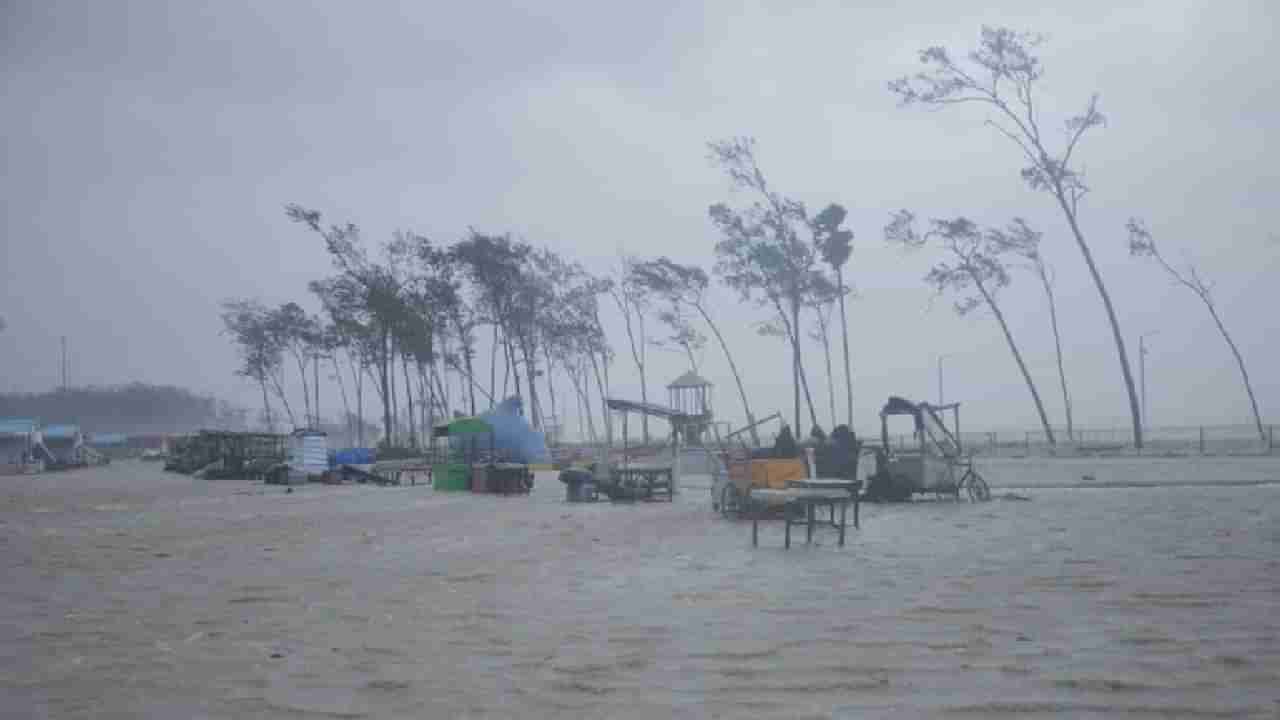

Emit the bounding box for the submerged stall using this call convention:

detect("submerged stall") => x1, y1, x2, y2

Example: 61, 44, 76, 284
432, 417, 493, 491
431, 414, 533, 494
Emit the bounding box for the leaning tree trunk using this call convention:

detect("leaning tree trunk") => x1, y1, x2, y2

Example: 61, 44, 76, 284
258, 378, 274, 432
291, 351, 312, 428
353, 360, 364, 448
975, 278, 1056, 446
1203, 302, 1266, 444
388, 336, 399, 445
458, 320, 477, 416
836, 266, 854, 429
816, 306, 837, 430
331, 355, 352, 444
431, 363, 450, 419
1052, 189, 1142, 448
501, 332, 511, 400
781, 297, 819, 436
378, 328, 393, 446
1037, 264, 1074, 441
588, 348, 612, 447
402, 355, 416, 449
790, 298, 802, 437
543, 344, 560, 445
464, 343, 477, 416
490, 325, 499, 403
571, 359, 597, 443
424, 361, 434, 442
506, 333, 522, 408
694, 303, 759, 446
796, 339, 820, 434
313, 354, 321, 429
269, 370, 297, 428
518, 336, 541, 431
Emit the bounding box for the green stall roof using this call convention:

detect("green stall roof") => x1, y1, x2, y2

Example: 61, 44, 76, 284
432, 416, 493, 438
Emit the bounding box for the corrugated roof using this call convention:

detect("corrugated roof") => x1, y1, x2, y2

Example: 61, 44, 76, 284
667, 370, 712, 388
0, 418, 38, 436
42, 424, 81, 439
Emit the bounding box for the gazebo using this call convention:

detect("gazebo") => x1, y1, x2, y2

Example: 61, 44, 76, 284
667, 371, 713, 444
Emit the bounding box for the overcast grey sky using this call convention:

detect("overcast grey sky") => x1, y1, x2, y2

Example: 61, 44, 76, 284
2, 0, 1277, 434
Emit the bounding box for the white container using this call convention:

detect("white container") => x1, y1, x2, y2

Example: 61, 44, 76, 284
289, 431, 328, 478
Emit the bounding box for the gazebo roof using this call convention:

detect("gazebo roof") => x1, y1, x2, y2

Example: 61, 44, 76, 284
666, 370, 712, 389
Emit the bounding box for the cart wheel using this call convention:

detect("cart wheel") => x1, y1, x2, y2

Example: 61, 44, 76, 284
963, 469, 991, 502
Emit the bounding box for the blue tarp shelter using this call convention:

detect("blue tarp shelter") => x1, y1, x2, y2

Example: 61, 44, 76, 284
444, 397, 549, 464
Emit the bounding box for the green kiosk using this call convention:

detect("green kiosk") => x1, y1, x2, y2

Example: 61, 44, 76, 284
431, 417, 494, 491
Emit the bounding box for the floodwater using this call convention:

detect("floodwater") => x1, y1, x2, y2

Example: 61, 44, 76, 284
2, 460, 1279, 718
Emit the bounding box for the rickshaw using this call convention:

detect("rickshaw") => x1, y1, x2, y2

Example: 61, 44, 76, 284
863, 396, 990, 502
711, 413, 809, 517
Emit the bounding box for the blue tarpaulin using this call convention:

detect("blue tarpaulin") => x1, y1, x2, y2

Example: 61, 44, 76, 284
333, 447, 376, 466
0, 418, 38, 437
43, 424, 81, 440
450, 397, 549, 463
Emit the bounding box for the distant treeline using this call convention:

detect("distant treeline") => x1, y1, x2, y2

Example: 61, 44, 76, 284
0, 383, 242, 433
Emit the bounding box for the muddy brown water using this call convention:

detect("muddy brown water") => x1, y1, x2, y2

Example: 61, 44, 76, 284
2, 460, 1278, 718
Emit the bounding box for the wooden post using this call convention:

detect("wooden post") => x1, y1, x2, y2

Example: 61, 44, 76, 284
1199, 426, 1205, 456
1270, 425, 1275, 455
1025, 432, 1031, 455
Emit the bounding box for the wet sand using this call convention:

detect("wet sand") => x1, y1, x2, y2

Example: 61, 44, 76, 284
3, 460, 1279, 718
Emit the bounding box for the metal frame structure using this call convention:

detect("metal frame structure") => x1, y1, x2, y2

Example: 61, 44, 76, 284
866, 396, 990, 502
602, 397, 686, 501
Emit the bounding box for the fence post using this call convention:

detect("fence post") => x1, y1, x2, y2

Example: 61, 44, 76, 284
1199, 426, 1205, 456
1270, 425, 1275, 455
1025, 431, 1031, 455
990, 432, 997, 457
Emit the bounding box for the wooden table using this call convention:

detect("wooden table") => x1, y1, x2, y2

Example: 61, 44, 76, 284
787, 478, 862, 529
750, 488, 853, 548
607, 465, 674, 502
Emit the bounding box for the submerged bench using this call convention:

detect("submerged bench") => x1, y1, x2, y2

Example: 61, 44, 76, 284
603, 464, 674, 502
750, 488, 854, 548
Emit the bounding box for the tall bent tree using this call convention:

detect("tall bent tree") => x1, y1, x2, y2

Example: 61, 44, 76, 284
889, 26, 1143, 448
887, 211, 1056, 445
987, 219, 1076, 441
221, 299, 289, 430
708, 137, 824, 438
631, 257, 761, 446
610, 256, 652, 443
1128, 219, 1266, 444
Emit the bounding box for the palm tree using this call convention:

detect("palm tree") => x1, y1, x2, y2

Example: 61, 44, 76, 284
813, 204, 855, 427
